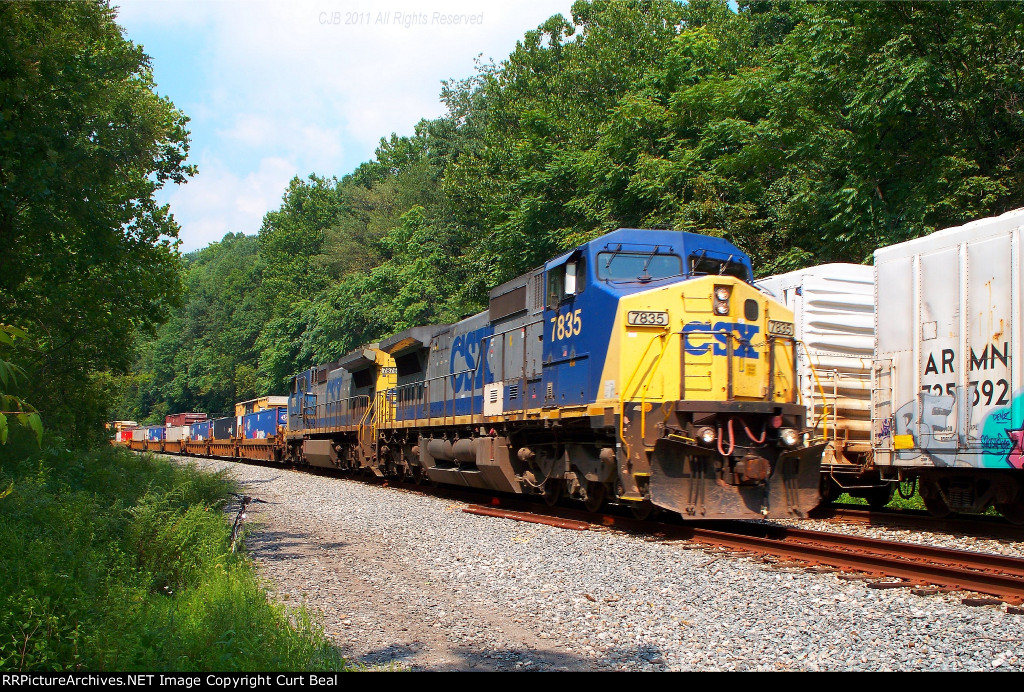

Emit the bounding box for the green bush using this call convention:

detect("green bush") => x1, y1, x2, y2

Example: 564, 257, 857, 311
0, 443, 346, 671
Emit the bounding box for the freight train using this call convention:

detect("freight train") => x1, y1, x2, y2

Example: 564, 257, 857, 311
121, 228, 825, 522
760, 208, 1024, 523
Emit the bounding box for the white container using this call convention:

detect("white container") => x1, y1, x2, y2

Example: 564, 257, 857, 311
872, 208, 1024, 469
131, 428, 146, 442
165, 425, 188, 442
758, 264, 874, 448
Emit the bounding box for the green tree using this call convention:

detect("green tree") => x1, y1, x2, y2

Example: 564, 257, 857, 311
0, 1, 194, 440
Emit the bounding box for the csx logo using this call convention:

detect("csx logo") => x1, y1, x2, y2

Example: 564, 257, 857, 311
682, 321, 760, 359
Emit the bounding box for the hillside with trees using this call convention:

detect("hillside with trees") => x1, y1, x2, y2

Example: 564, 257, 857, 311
110, 0, 1024, 423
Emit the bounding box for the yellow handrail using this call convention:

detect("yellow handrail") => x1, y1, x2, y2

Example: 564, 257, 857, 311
797, 339, 830, 441
617, 326, 671, 456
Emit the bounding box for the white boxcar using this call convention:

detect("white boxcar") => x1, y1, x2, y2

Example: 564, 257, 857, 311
872, 208, 1024, 520
758, 265, 885, 501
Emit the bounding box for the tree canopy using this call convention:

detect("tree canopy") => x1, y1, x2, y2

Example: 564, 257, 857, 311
0, 1, 193, 439
61, 0, 1024, 424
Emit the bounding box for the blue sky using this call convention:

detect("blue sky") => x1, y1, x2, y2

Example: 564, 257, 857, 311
114, 1, 577, 252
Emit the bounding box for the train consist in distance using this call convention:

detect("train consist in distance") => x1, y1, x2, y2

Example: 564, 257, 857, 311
122, 228, 825, 522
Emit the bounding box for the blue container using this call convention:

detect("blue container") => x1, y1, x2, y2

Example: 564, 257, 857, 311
146, 426, 166, 441
244, 407, 284, 439
211, 417, 236, 440
190, 421, 211, 440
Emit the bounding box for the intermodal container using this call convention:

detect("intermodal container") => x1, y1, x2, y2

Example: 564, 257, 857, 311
190, 421, 211, 441
211, 416, 236, 440
165, 412, 208, 427
146, 426, 166, 442
243, 407, 285, 439
166, 425, 189, 442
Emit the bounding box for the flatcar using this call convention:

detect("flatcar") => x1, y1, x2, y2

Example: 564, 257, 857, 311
284, 228, 824, 520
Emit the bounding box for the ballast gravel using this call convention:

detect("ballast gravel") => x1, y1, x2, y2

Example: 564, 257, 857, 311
174, 457, 1024, 671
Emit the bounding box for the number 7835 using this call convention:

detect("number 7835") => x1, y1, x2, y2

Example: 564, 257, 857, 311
550, 309, 582, 341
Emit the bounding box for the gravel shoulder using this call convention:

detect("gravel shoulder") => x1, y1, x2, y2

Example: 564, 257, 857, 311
172, 456, 1024, 671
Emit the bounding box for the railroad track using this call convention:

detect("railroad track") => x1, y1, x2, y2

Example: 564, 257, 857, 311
461, 500, 1024, 607
159, 451, 1024, 606
811, 504, 1024, 542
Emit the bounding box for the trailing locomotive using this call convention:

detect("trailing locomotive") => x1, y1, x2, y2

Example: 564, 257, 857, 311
284, 228, 824, 520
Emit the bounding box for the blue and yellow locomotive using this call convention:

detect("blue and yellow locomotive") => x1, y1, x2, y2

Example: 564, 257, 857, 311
286, 229, 822, 520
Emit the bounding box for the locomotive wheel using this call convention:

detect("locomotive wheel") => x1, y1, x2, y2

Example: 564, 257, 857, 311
583, 482, 606, 513
995, 500, 1024, 526
819, 477, 841, 504
410, 466, 425, 485
542, 479, 563, 507
629, 500, 658, 521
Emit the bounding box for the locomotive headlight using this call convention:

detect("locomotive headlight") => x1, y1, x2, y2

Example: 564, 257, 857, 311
713, 284, 731, 315
698, 426, 717, 445
779, 428, 800, 447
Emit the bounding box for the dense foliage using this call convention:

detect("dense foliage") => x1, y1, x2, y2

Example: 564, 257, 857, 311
0, 440, 345, 670
114, 0, 1024, 420
0, 1, 192, 439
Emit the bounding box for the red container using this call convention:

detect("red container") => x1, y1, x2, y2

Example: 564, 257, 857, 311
165, 412, 208, 427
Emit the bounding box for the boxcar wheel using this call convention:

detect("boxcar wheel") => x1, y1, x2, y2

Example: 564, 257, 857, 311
862, 484, 893, 510
921, 483, 953, 519
584, 482, 606, 513
996, 500, 1024, 525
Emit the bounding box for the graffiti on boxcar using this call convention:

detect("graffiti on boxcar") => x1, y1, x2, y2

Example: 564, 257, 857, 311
893, 392, 957, 465
894, 384, 1024, 469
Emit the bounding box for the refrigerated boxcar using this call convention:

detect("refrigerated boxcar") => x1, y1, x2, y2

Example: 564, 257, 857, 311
872, 208, 1024, 521
758, 264, 888, 505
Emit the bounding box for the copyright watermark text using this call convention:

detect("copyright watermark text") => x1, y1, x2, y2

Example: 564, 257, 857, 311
319, 10, 484, 28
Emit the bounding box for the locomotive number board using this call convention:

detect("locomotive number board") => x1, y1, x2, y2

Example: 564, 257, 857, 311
767, 320, 795, 337
626, 310, 670, 327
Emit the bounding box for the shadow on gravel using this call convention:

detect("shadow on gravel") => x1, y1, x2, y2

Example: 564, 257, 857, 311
343, 642, 654, 671
248, 528, 350, 561
236, 475, 283, 488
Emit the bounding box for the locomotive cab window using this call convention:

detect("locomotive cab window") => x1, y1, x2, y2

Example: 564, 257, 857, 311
689, 252, 749, 282
546, 256, 586, 307
597, 246, 682, 283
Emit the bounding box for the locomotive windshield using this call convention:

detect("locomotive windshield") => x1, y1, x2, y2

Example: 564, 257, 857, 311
689, 252, 749, 281
597, 249, 683, 283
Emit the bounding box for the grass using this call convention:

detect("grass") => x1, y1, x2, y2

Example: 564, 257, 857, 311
0, 438, 347, 671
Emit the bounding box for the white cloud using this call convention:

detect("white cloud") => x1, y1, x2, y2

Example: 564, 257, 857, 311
166, 156, 298, 251
116, 0, 577, 251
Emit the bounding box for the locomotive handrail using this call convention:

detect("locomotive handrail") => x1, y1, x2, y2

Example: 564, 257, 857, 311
618, 325, 672, 456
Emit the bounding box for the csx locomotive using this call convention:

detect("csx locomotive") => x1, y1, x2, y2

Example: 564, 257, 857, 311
283, 228, 823, 520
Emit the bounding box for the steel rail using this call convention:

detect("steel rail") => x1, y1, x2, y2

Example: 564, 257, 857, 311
158, 451, 1024, 604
